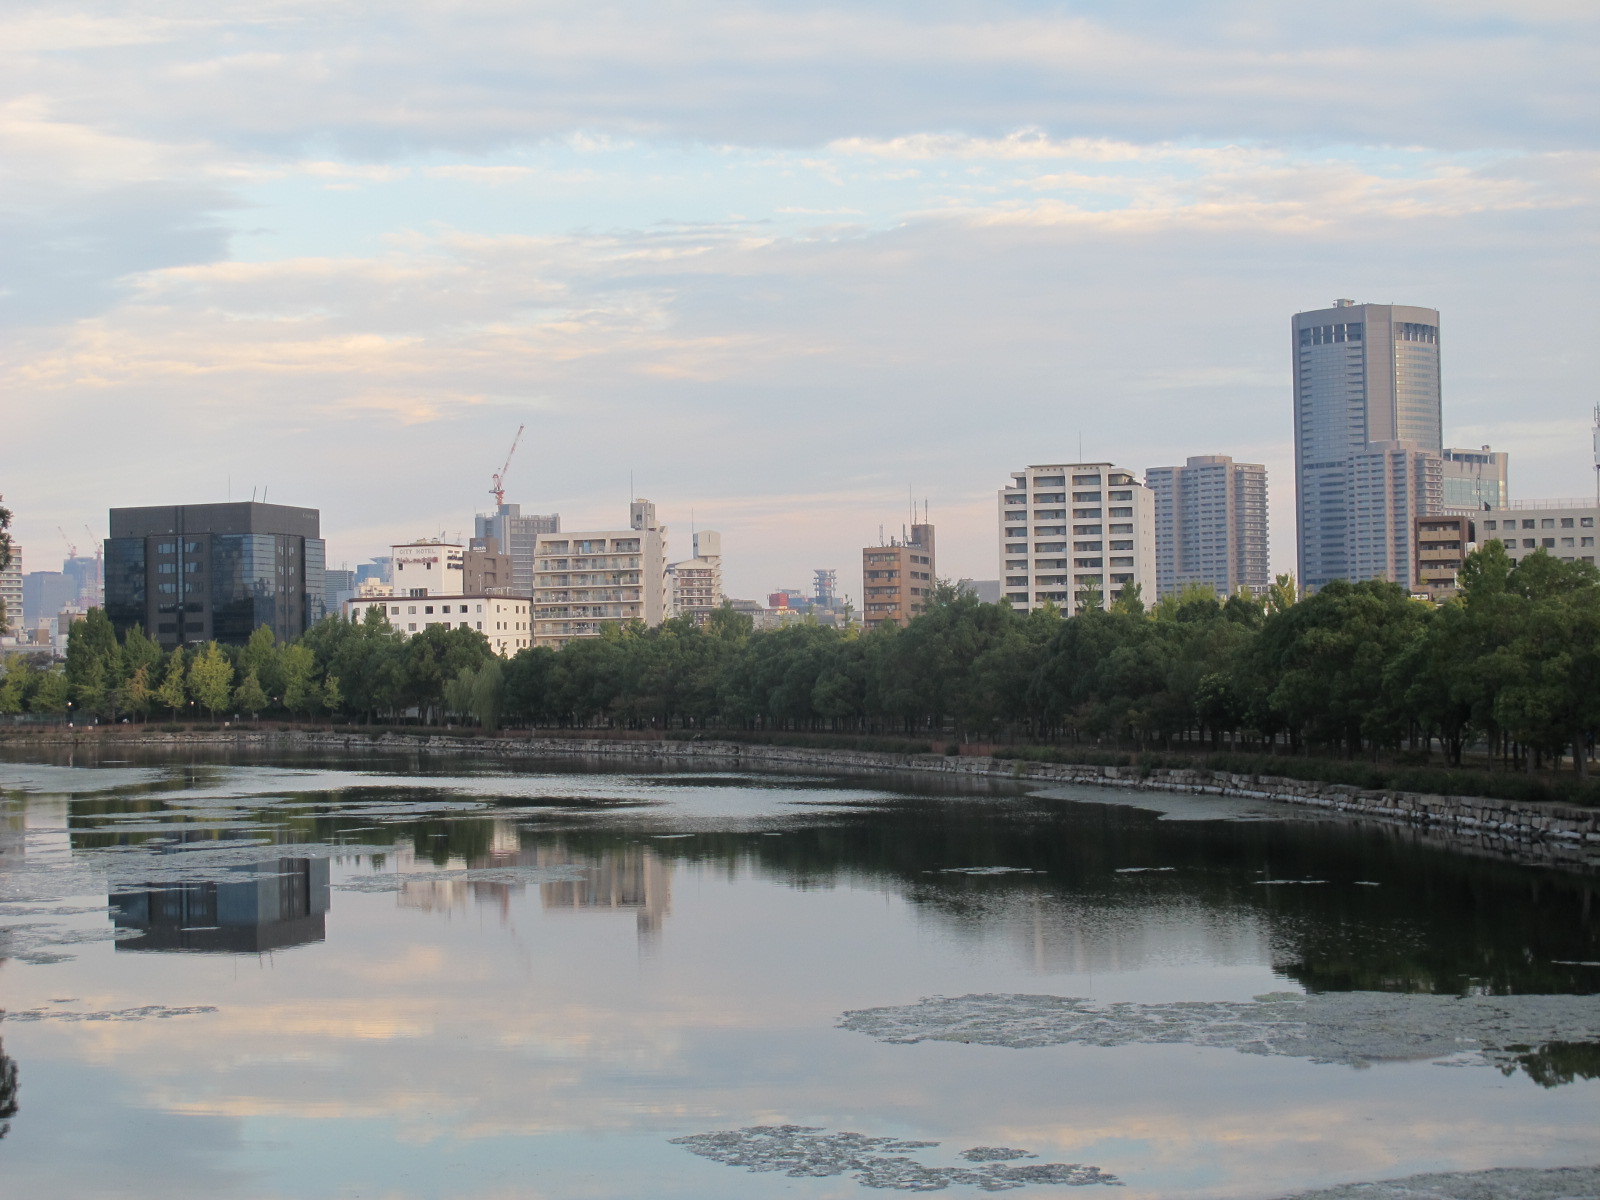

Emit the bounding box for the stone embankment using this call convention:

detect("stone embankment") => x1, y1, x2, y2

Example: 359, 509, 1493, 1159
7, 727, 1599, 868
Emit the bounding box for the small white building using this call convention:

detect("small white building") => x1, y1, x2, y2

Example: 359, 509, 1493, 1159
391, 539, 465, 598
344, 594, 532, 656
668, 530, 723, 623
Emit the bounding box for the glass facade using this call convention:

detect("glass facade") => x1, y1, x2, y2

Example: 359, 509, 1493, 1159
105, 503, 325, 648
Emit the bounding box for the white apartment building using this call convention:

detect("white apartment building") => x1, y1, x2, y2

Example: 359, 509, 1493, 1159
531, 499, 669, 647
1479, 502, 1598, 567
998, 463, 1156, 612
344, 594, 532, 656
391, 539, 465, 597
1145, 455, 1269, 599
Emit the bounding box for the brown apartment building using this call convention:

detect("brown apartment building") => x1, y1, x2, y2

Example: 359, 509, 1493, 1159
862, 523, 935, 631
1413, 514, 1473, 599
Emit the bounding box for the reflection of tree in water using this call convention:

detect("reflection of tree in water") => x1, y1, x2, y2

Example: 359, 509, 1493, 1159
0, 1039, 18, 1138
1506, 1041, 1600, 1088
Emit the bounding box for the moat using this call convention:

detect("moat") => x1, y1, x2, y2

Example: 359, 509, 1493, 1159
0, 747, 1596, 1198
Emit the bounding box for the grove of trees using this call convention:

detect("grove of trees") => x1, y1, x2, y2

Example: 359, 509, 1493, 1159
3, 543, 1597, 787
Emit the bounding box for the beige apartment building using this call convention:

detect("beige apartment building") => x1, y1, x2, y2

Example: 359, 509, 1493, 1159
862, 523, 934, 631
668, 530, 723, 625
998, 463, 1155, 612
531, 499, 669, 647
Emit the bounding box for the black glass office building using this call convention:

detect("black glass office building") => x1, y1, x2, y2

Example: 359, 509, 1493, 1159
105, 503, 326, 647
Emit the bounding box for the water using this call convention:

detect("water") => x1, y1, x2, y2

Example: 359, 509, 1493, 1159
0, 747, 1596, 1199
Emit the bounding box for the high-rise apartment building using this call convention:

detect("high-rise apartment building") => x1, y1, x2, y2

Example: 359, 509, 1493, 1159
0, 543, 21, 634
668, 530, 723, 624
998, 463, 1155, 612
1293, 300, 1442, 590
530, 500, 668, 647
1440, 447, 1509, 513
474, 503, 560, 595
105, 502, 325, 647
862, 523, 935, 630
1145, 455, 1268, 599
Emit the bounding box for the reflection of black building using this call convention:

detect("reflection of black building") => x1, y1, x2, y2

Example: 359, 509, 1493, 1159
105, 502, 326, 648
112, 858, 330, 953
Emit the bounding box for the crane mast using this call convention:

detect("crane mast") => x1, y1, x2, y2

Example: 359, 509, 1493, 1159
490, 424, 525, 509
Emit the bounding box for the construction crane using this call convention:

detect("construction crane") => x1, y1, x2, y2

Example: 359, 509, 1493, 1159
57, 527, 76, 559
489, 424, 525, 510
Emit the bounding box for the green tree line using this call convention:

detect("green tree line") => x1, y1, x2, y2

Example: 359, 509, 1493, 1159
4, 543, 1596, 781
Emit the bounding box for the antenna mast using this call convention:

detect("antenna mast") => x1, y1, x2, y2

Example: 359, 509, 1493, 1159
491, 424, 525, 509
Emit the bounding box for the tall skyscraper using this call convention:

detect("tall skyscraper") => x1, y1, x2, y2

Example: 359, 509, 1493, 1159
998, 463, 1155, 612
1145, 455, 1269, 599
1293, 300, 1442, 589
105, 502, 325, 647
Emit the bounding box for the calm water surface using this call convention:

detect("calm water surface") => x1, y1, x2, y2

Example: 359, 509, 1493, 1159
0, 748, 1596, 1199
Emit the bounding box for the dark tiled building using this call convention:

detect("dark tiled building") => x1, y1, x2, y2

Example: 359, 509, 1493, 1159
105, 502, 325, 647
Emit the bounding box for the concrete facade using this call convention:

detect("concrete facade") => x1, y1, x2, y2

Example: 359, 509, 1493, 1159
1479, 502, 1599, 568
862, 523, 935, 630
391, 540, 465, 598
999, 463, 1155, 612
1294, 300, 1442, 590
1413, 514, 1474, 598
344, 594, 532, 656
669, 530, 723, 624
1145, 455, 1269, 599
531, 500, 668, 647
0, 544, 20, 635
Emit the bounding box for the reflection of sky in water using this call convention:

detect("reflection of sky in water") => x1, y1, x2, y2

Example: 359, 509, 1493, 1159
0, 750, 1595, 1199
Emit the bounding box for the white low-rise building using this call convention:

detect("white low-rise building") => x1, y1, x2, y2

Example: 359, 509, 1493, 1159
391, 539, 465, 597
344, 594, 532, 656
1479, 502, 1598, 568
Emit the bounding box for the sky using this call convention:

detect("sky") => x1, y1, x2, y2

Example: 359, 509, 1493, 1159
2, 0, 1597, 600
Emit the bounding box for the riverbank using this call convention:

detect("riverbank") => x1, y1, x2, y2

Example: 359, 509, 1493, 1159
6, 726, 1599, 870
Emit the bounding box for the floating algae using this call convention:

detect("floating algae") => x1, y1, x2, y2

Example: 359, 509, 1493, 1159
838, 991, 1600, 1073
1275, 1163, 1600, 1200
669, 1125, 1118, 1191
4, 1004, 217, 1022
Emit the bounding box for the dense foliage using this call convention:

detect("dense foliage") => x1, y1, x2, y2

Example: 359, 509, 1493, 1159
5, 544, 1597, 786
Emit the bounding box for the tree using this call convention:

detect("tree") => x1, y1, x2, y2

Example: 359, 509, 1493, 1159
280, 643, 321, 717
232, 670, 268, 719
155, 648, 188, 719
188, 642, 234, 718
470, 659, 505, 733
238, 625, 284, 702
29, 670, 70, 715
123, 664, 153, 721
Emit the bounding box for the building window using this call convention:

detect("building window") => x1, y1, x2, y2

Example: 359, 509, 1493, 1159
1561, 518, 1575, 528
425, 605, 434, 614
1543, 538, 1556, 548
408, 623, 417, 631
1523, 539, 1536, 548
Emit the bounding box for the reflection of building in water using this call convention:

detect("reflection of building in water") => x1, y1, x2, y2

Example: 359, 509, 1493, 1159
538, 843, 673, 946
0, 807, 23, 871
994, 894, 1273, 976
112, 858, 330, 953
394, 827, 673, 947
